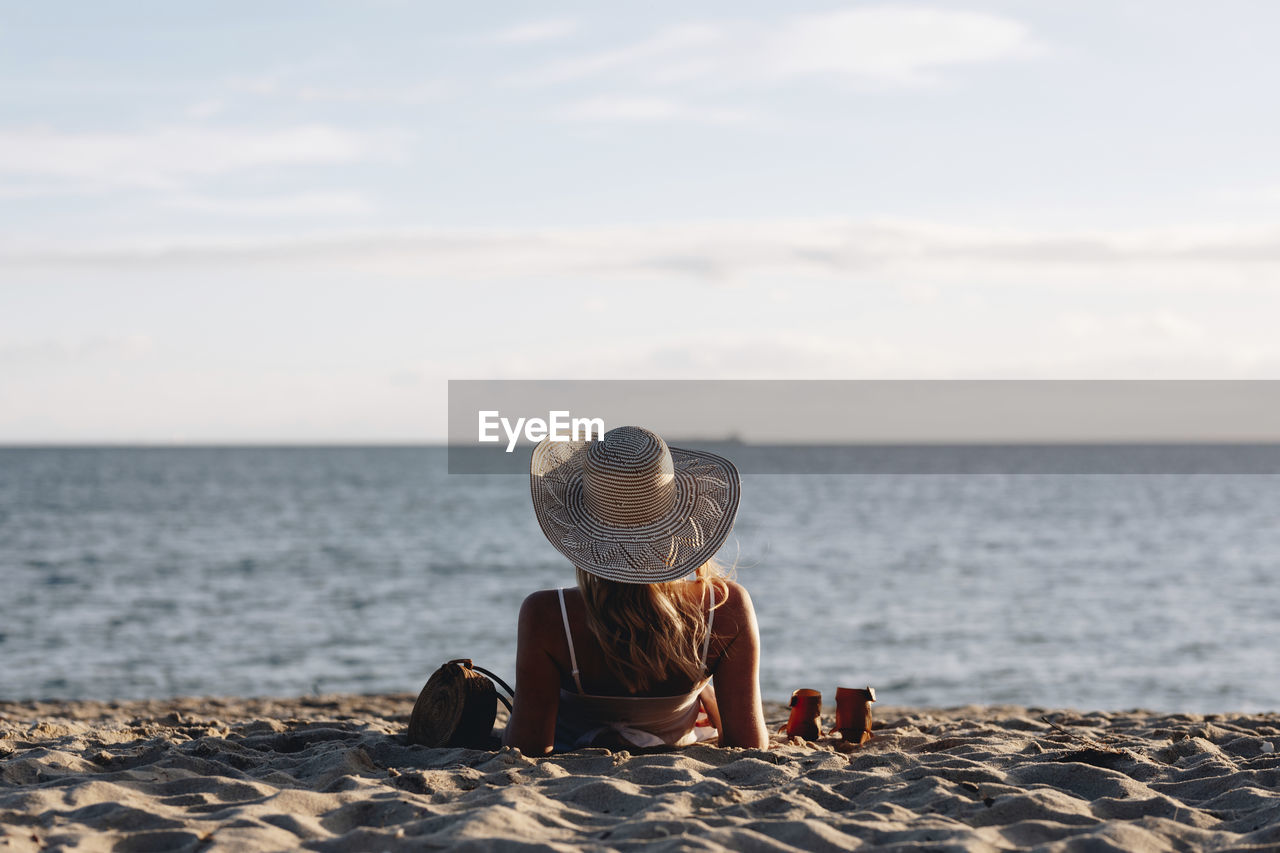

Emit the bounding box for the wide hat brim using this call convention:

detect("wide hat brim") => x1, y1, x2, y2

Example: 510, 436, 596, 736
530, 437, 741, 583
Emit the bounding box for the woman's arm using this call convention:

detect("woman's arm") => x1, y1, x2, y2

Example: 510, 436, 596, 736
501, 591, 560, 755
712, 583, 769, 749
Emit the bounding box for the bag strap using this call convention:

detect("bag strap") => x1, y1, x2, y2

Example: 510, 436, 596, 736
446, 658, 516, 714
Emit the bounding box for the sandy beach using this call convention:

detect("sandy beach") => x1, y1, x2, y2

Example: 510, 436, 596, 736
2, 695, 1277, 851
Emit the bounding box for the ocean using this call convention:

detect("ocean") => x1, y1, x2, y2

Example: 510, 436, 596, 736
2, 446, 1276, 712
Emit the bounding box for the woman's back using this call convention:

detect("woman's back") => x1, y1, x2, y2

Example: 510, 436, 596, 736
553, 582, 716, 749
553, 581, 716, 697
504, 579, 766, 753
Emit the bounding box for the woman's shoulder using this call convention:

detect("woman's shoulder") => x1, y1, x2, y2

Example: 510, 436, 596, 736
714, 579, 753, 608
515, 588, 571, 642
517, 588, 574, 616
519, 587, 565, 609
711, 579, 756, 625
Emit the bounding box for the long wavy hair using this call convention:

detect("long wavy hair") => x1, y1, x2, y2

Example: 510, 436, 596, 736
576, 559, 731, 693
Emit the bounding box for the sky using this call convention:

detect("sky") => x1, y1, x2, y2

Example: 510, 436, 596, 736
3, 1, 1280, 442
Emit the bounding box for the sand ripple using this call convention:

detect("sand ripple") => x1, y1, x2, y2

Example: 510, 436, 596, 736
3, 696, 1279, 851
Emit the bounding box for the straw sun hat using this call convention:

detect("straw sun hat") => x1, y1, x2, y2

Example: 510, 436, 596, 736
530, 425, 741, 583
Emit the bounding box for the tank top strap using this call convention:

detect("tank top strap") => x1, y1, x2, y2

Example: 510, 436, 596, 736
557, 588, 585, 694
701, 583, 716, 672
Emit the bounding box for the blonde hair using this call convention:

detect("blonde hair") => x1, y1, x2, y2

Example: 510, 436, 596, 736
575, 560, 731, 693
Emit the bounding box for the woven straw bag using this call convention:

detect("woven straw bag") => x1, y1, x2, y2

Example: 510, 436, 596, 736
407, 659, 514, 749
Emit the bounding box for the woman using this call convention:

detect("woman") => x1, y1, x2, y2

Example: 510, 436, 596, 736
503, 425, 768, 754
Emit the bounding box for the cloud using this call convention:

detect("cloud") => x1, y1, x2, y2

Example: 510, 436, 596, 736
226, 66, 452, 104
1060, 310, 1209, 345
185, 99, 225, 119
515, 7, 1036, 90
0, 124, 407, 192
0, 181, 107, 201
557, 96, 754, 123
160, 191, 377, 218
513, 24, 721, 86
1214, 185, 1280, 203
5, 219, 1280, 291
490, 19, 579, 44
0, 335, 153, 367
555, 332, 918, 379
465, 330, 921, 380
458, 324, 1280, 383
290, 82, 450, 104
765, 8, 1035, 85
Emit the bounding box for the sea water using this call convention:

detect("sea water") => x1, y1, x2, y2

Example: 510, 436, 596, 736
1, 447, 1276, 712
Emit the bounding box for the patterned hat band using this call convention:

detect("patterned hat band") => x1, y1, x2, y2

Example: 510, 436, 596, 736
530, 425, 741, 584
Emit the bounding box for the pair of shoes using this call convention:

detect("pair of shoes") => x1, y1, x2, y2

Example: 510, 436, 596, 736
784, 686, 876, 744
